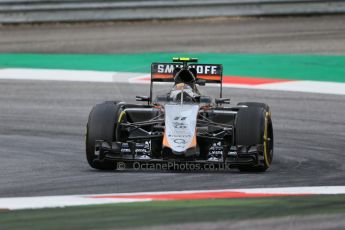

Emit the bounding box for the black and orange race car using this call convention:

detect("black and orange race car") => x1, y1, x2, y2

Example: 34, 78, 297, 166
86, 58, 273, 172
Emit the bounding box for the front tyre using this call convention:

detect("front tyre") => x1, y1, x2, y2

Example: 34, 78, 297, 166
86, 101, 121, 170
235, 106, 274, 172
237, 102, 270, 113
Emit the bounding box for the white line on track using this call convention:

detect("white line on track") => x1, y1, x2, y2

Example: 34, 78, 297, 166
1, 68, 345, 95
0, 68, 147, 83
0, 186, 345, 211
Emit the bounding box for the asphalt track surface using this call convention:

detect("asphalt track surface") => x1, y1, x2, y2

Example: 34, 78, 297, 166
0, 80, 344, 197
0, 15, 345, 54
0, 16, 344, 198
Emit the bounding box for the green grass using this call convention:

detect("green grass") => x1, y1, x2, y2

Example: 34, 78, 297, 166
0, 53, 345, 82
1, 195, 345, 230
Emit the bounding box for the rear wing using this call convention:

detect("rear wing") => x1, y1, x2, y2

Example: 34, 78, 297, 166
151, 63, 223, 83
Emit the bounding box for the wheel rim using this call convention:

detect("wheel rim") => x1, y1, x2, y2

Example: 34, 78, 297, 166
263, 112, 273, 167
116, 110, 127, 142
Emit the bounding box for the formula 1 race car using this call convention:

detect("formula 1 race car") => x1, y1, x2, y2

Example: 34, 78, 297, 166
86, 58, 273, 172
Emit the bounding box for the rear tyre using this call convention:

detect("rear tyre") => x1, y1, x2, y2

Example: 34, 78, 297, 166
235, 106, 273, 172
86, 101, 121, 170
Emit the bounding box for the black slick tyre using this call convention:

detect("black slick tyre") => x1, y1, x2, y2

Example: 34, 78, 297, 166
86, 101, 121, 170
237, 102, 270, 113
235, 106, 274, 172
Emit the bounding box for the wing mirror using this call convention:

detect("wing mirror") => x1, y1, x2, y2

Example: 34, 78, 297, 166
155, 95, 171, 103
196, 79, 206, 86
215, 98, 230, 105
136, 96, 150, 102
198, 96, 212, 104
